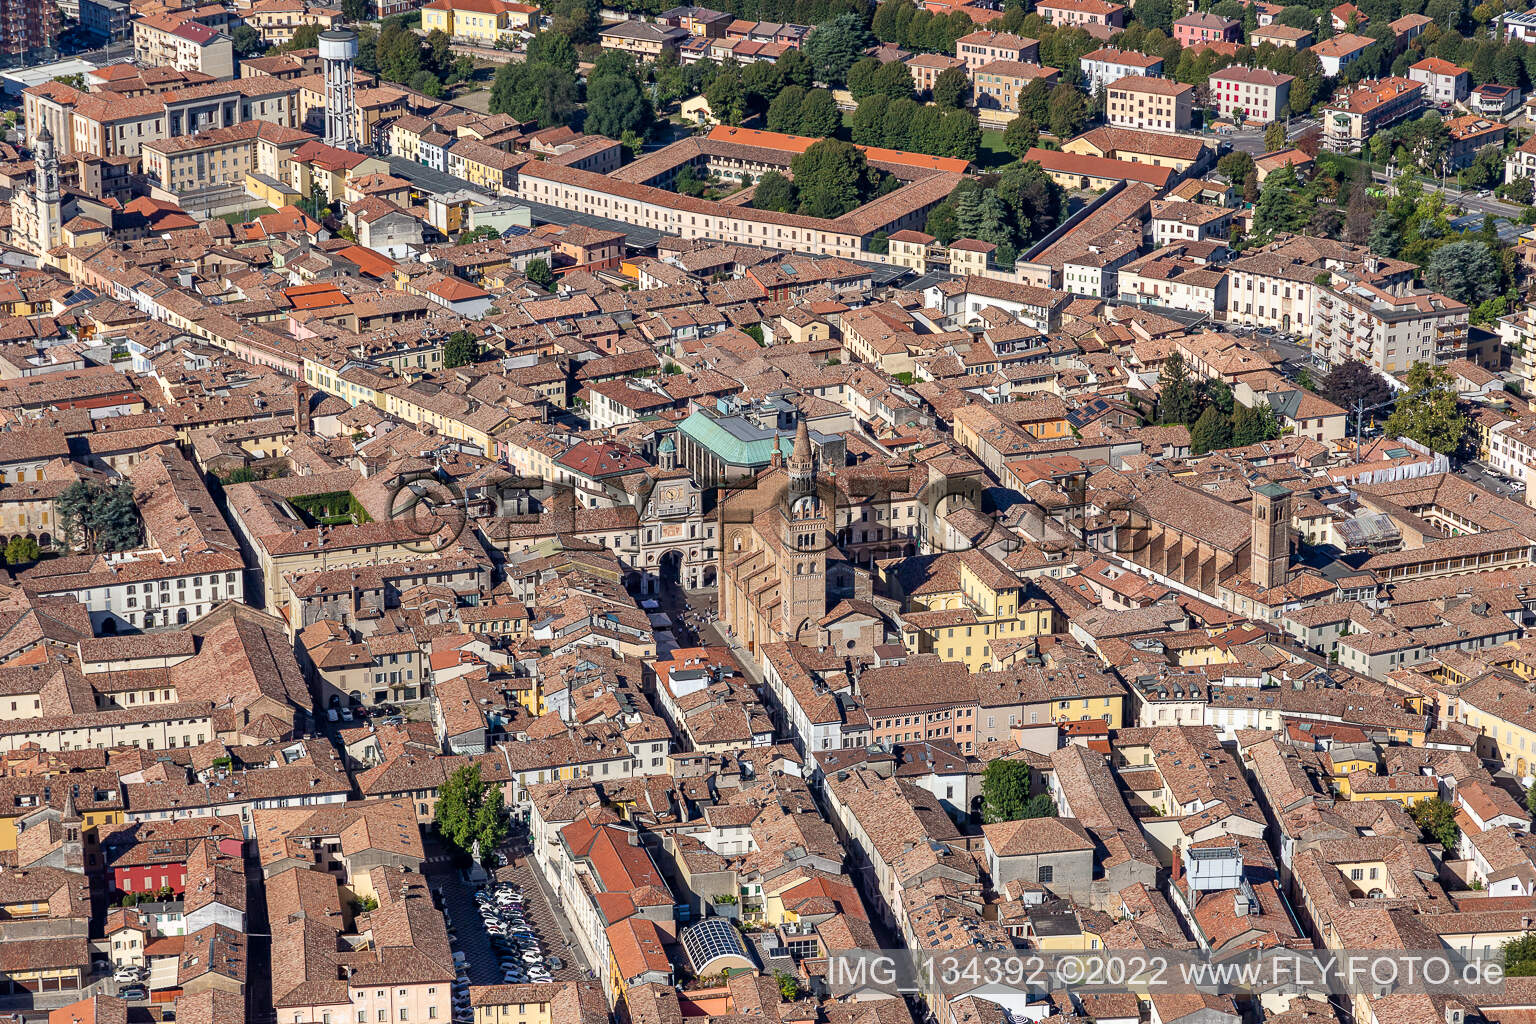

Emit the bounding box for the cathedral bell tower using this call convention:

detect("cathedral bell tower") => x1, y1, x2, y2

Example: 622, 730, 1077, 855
780, 418, 828, 640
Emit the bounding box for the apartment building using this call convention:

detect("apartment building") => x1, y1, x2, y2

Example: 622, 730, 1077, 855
1322, 77, 1425, 151
1310, 32, 1374, 76
972, 60, 1062, 126
1117, 247, 1228, 315
1445, 114, 1505, 170
1173, 11, 1239, 46
1508, 134, 1536, 183
1408, 57, 1470, 104
1033, 0, 1125, 28
1080, 46, 1163, 95
1313, 279, 1469, 373
1249, 23, 1312, 46
905, 52, 965, 94
1226, 236, 1415, 336
1062, 125, 1210, 176
1208, 66, 1293, 123
140, 120, 313, 193
24, 77, 299, 160
133, 11, 234, 79
955, 29, 1039, 71
1106, 76, 1194, 133
269, 862, 454, 1024
242, 0, 342, 46
421, 0, 538, 45
1150, 200, 1232, 246
0, 0, 59, 64
597, 19, 687, 59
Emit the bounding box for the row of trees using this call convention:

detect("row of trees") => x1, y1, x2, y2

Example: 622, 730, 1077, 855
348, 21, 474, 98
765, 86, 844, 138
922, 164, 1064, 267
847, 95, 982, 162
753, 140, 898, 218
488, 31, 581, 126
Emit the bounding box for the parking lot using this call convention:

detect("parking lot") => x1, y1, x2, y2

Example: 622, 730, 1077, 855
433, 839, 581, 1013
496, 854, 588, 982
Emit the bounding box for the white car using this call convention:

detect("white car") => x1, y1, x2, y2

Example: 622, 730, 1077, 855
114, 969, 144, 985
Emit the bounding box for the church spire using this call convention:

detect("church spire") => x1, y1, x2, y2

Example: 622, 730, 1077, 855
787, 418, 813, 496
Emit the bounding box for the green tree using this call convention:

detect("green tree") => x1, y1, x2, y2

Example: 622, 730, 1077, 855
1189, 405, 1233, 455
586, 72, 652, 140
1368, 210, 1402, 257
1263, 121, 1287, 151
1217, 150, 1256, 183
56, 481, 142, 553
1254, 166, 1308, 237
981, 759, 1034, 823
1504, 933, 1536, 976
804, 13, 871, 86
1384, 363, 1468, 455
773, 970, 800, 1000
1138, 0, 1174, 31
223, 467, 259, 485
1045, 82, 1088, 139
925, 200, 960, 244
933, 65, 970, 108
285, 23, 323, 50
850, 94, 890, 145
1002, 115, 1039, 160
409, 70, 444, 97
1158, 351, 1199, 425
444, 330, 478, 369
525, 29, 578, 72
790, 139, 886, 218
231, 24, 266, 58
937, 109, 980, 161
342, 0, 373, 19
525, 258, 553, 288
3, 536, 39, 565
996, 160, 1063, 244
1319, 359, 1392, 414
434, 763, 510, 864
754, 170, 797, 212
459, 224, 501, 243
767, 85, 808, 132
426, 27, 453, 74
1231, 402, 1281, 446
799, 89, 844, 138
1526, 778, 1536, 819
1424, 239, 1502, 306
488, 61, 579, 125
704, 66, 747, 125
1409, 796, 1460, 851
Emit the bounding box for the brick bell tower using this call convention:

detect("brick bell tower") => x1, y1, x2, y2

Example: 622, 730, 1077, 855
780, 418, 827, 640
1251, 482, 1292, 592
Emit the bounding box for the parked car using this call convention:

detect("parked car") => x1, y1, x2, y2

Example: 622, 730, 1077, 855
120, 988, 147, 1002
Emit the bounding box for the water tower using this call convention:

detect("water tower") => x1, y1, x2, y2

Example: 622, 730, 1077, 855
319, 28, 359, 150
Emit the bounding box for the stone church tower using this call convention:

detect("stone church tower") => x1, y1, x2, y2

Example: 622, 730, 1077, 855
30, 126, 62, 260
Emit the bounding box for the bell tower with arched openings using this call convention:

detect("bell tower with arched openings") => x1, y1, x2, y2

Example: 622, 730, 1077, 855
779, 417, 827, 640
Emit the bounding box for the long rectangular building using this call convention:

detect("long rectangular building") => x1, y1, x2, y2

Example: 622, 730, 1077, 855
507, 159, 961, 260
